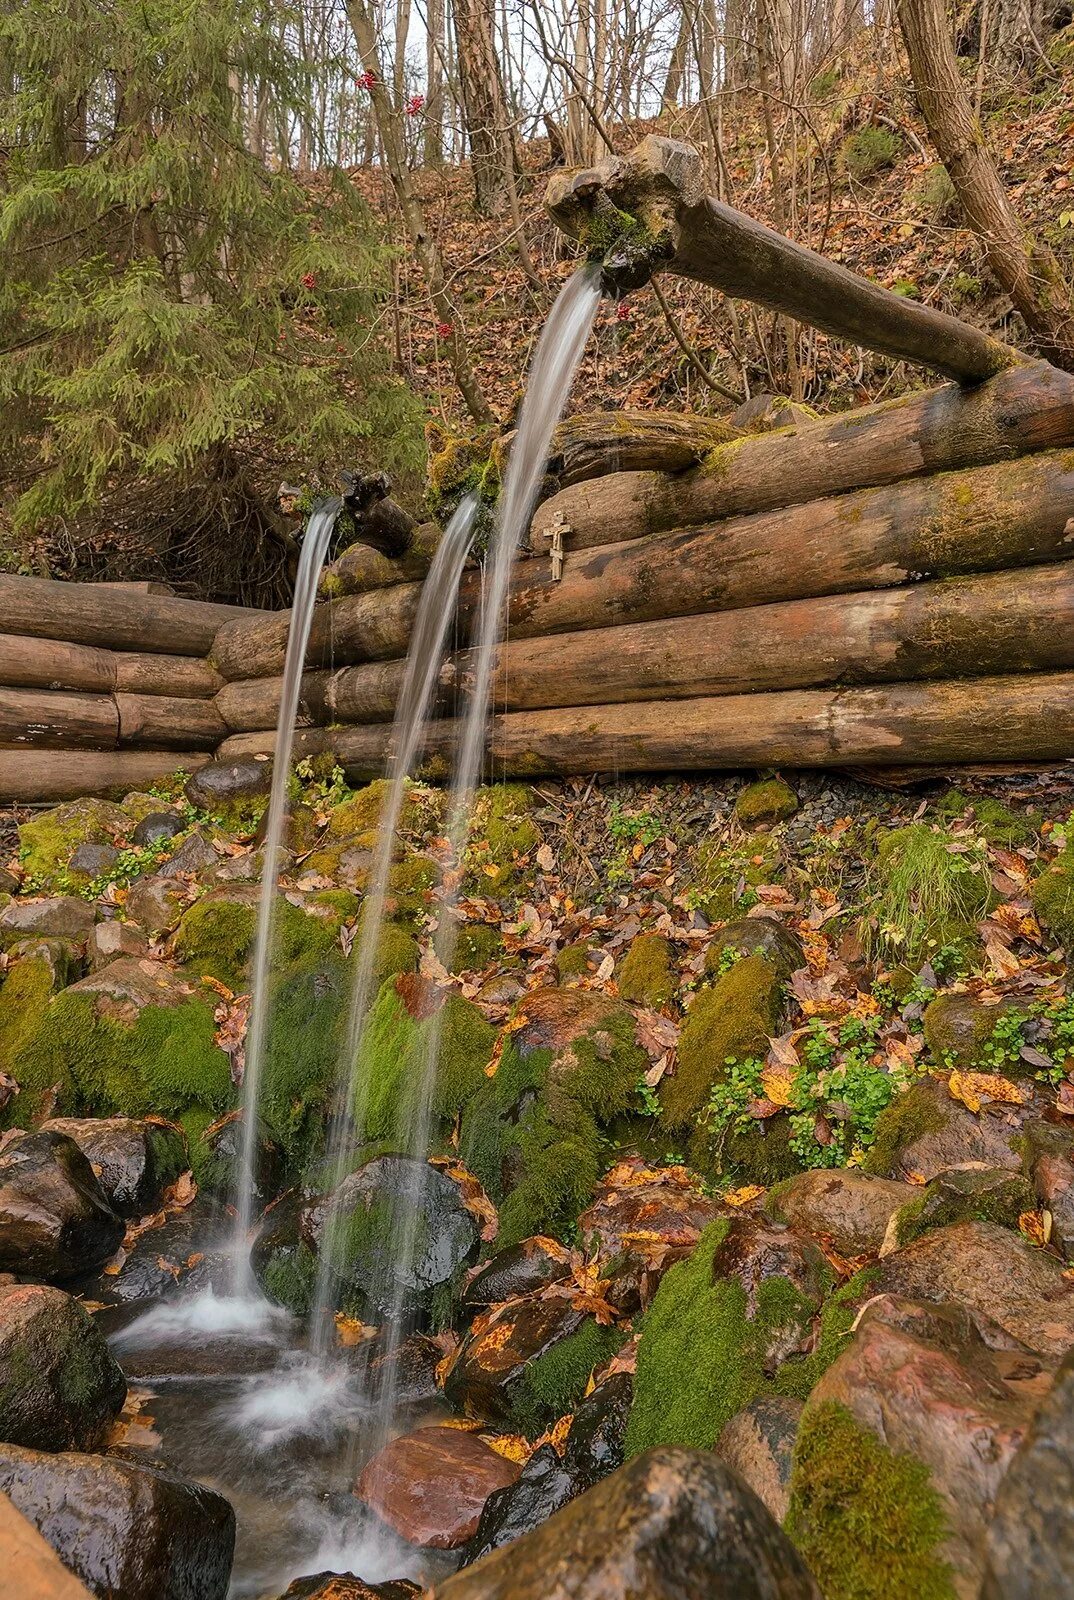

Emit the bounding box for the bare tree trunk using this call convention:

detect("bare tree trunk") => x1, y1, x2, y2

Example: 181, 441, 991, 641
663, 5, 692, 105
452, 0, 518, 216
343, 0, 494, 424
425, 0, 445, 162
897, 0, 1074, 371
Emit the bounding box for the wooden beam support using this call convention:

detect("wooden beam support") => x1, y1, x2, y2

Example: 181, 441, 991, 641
0, 749, 211, 802
0, 575, 265, 656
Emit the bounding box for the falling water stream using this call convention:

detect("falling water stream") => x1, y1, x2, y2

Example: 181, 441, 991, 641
107, 267, 600, 1598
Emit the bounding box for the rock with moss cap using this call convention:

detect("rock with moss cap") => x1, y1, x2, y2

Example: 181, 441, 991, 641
1032, 840, 1074, 950
624, 1217, 870, 1458
0, 940, 76, 1111
862, 1075, 1036, 1182
616, 932, 678, 1007
0, 1281, 127, 1451
451, 922, 505, 973
184, 755, 271, 818
461, 986, 647, 1249
0, 896, 95, 947
734, 777, 799, 829
13, 956, 233, 1124
922, 992, 1029, 1073
704, 915, 804, 981
883, 1167, 1034, 1253
172, 887, 335, 990
935, 789, 1039, 847
16, 798, 130, 889
554, 940, 596, 983
662, 953, 783, 1143
788, 1293, 1042, 1599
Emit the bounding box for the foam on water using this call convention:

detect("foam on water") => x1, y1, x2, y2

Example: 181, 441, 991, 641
228, 1350, 360, 1446
111, 1286, 289, 1348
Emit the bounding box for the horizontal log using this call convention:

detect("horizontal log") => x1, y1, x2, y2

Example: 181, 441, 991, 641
115, 694, 227, 750
326, 659, 411, 724
0, 634, 115, 694
0, 688, 118, 750
529, 359, 1074, 554
211, 584, 423, 681
215, 671, 333, 733
452, 561, 1074, 709
547, 409, 739, 487
112, 653, 222, 698
215, 728, 334, 764
0, 749, 211, 803
0, 574, 265, 655
484, 672, 1074, 773
319, 522, 443, 601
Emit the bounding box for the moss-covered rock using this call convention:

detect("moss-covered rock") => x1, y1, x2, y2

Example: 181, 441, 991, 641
886, 1167, 1034, 1250
617, 933, 677, 1008
361, 974, 497, 1150
662, 955, 782, 1136
461, 987, 646, 1250
0, 943, 76, 1125
871, 824, 991, 967
624, 1221, 870, 1457
785, 1400, 954, 1600
861, 1080, 951, 1178
319, 779, 437, 843
1031, 840, 1074, 950
508, 1318, 625, 1439
734, 777, 798, 829
554, 941, 594, 983
467, 785, 540, 896
299, 828, 378, 890
688, 836, 779, 922
15, 967, 232, 1123
922, 993, 1029, 1073
704, 916, 805, 982
450, 923, 505, 974
17, 800, 130, 889
172, 889, 335, 990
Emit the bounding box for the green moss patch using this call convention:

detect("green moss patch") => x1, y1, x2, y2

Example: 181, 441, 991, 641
509, 1320, 625, 1438
662, 954, 781, 1134
868, 824, 991, 966
861, 1081, 949, 1177
617, 933, 677, 1007
785, 1401, 954, 1599
625, 1225, 868, 1456
934, 789, 1038, 847
1032, 839, 1074, 949
361, 976, 497, 1149
173, 892, 334, 990
734, 777, 798, 828
18, 799, 130, 888
466, 785, 540, 896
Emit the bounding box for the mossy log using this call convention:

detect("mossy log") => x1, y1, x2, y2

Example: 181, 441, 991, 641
547, 134, 1014, 384
115, 693, 227, 750
546, 409, 740, 488
0, 750, 211, 803
318, 521, 443, 601
0, 689, 119, 749
215, 671, 333, 733
285, 670, 1074, 780
452, 561, 1074, 710
0, 575, 265, 655
529, 360, 1074, 555
213, 447, 1074, 682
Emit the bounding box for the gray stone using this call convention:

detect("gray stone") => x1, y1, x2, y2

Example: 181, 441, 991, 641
982, 1346, 1074, 1599
0, 1131, 124, 1280
715, 1395, 803, 1523
89, 919, 149, 971
42, 1116, 187, 1217
0, 1282, 126, 1451
184, 757, 271, 813
0, 896, 95, 944
131, 811, 185, 848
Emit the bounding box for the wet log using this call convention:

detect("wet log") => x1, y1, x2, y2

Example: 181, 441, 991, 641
112, 653, 222, 699
484, 672, 1074, 774
0, 749, 211, 803
529, 359, 1074, 554
319, 522, 444, 601
546, 410, 739, 487
214, 671, 333, 733
453, 561, 1074, 710
0, 689, 118, 750
0, 575, 265, 656
211, 584, 423, 682
214, 727, 335, 764
547, 135, 1014, 384
115, 694, 227, 750
326, 659, 413, 724
0, 634, 115, 694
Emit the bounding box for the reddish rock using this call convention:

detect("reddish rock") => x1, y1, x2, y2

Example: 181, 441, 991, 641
715, 1396, 803, 1524
578, 1158, 723, 1311
356, 1424, 520, 1549
807, 1293, 1048, 1596
878, 1220, 1074, 1355
872, 1075, 1036, 1183
279, 1577, 419, 1600
764, 1169, 914, 1256
982, 1346, 1074, 1599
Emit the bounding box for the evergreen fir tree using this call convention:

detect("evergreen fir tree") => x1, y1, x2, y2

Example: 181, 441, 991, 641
0, 0, 424, 587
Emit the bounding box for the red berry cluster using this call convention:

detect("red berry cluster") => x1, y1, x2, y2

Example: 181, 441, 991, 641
405, 93, 425, 117
301, 271, 317, 290
357, 69, 377, 91
435, 320, 454, 339
615, 301, 631, 321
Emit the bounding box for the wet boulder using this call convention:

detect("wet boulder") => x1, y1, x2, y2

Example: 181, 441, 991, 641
764, 1168, 914, 1256
578, 1157, 724, 1312
76, 1196, 230, 1319
0, 1442, 235, 1600
131, 811, 185, 848
715, 1395, 803, 1524
562, 1371, 633, 1487
462, 1237, 572, 1309
279, 1579, 420, 1600
184, 757, 272, 815
790, 1293, 1045, 1599
42, 1117, 187, 1217
922, 992, 1030, 1073
0, 1283, 126, 1451
317, 1155, 480, 1322
356, 1423, 520, 1549
185, 1108, 283, 1209
250, 1191, 318, 1316
878, 1219, 1074, 1355
463, 1444, 580, 1562
162, 829, 222, 877
428, 1447, 821, 1599
88, 919, 149, 971
1023, 1120, 1074, 1260
982, 1346, 1074, 1599
0, 1131, 123, 1280
123, 874, 190, 936
863, 1073, 1035, 1182
882, 1166, 1034, 1252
